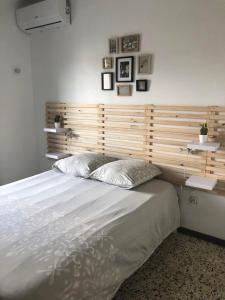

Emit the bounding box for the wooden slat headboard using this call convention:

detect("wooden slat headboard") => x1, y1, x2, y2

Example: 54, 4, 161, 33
46, 102, 225, 194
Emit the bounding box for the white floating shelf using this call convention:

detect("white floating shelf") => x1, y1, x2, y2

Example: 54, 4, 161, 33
44, 128, 69, 133
187, 142, 220, 152
185, 175, 217, 191
45, 152, 70, 160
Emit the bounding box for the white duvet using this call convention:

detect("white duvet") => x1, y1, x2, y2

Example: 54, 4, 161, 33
0, 171, 180, 300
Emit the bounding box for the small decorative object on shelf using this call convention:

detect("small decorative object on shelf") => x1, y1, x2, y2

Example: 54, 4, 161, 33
199, 123, 208, 144
54, 115, 61, 128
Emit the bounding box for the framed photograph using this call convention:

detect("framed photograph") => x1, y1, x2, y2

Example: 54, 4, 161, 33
117, 85, 132, 96
136, 80, 148, 92
109, 38, 119, 54
116, 56, 134, 82
102, 57, 113, 69
138, 54, 152, 74
101, 72, 114, 90
120, 34, 140, 53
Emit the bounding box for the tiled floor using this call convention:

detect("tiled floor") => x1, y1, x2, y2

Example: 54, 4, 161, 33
115, 233, 225, 300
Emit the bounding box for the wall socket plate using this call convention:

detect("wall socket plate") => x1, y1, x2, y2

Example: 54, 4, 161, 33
188, 195, 198, 205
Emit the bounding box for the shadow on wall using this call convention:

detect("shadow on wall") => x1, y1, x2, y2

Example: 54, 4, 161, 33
16, 0, 43, 9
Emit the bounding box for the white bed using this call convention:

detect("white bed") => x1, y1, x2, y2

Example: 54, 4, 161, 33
0, 170, 180, 300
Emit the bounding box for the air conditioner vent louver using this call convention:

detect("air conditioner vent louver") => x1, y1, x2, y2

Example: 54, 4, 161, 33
25, 21, 62, 31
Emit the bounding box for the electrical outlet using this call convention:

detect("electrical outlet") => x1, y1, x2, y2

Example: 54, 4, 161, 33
188, 195, 198, 205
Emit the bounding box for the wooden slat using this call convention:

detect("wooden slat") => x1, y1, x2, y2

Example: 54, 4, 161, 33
149, 112, 208, 119
45, 103, 225, 195
152, 105, 209, 112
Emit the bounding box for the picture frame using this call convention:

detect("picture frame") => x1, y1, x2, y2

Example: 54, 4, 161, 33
120, 34, 140, 53
101, 72, 114, 90
116, 56, 134, 82
136, 80, 148, 92
138, 54, 152, 74
102, 57, 113, 69
109, 38, 119, 54
117, 85, 132, 96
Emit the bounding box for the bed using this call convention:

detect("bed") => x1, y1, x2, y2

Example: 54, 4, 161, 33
0, 170, 180, 300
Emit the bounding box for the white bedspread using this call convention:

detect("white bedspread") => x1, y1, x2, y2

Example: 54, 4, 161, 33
0, 171, 180, 300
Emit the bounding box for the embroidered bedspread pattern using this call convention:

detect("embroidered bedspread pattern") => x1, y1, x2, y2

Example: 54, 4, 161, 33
0, 171, 180, 300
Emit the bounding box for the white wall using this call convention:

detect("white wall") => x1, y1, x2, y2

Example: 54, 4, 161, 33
0, 0, 39, 185
179, 188, 225, 240
29, 0, 225, 238
0, 0, 224, 236
30, 0, 225, 171
0, 0, 222, 236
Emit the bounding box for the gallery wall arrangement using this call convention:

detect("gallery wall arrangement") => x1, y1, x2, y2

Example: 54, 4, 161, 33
101, 34, 152, 96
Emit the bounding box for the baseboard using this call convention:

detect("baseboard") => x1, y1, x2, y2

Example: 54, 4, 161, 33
178, 227, 225, 247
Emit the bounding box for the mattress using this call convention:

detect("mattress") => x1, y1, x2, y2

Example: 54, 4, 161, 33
0, 170, 180, 300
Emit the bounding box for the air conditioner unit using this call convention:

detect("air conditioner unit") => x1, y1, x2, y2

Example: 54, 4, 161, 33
16, 0, 71, 34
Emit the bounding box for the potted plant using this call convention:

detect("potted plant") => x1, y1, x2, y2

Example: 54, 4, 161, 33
54, 115, 62, 128
199, 123, 208, 144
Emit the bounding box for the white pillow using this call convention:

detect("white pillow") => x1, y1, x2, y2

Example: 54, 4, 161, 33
53, 153, 117, 178
90, 159, 161, 189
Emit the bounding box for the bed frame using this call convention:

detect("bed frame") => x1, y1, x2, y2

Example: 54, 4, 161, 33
46, 103, 225, 194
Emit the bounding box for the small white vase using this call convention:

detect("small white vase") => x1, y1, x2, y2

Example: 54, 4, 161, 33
199, 134, 208, 144
54, 122, 61, 129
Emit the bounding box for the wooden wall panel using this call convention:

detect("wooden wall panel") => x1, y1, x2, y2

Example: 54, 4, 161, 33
101, 104, 147, 159
46, 103, 225, 194
148, 105, 209, 186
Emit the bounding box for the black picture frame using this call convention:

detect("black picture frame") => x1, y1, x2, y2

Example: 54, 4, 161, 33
136, 80, 148, 92
116, 56, 134, 82
101, 72, 114, 90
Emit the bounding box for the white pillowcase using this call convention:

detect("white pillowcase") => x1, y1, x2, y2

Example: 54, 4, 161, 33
90, 159, 161, 189
53, 153, 117, 178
